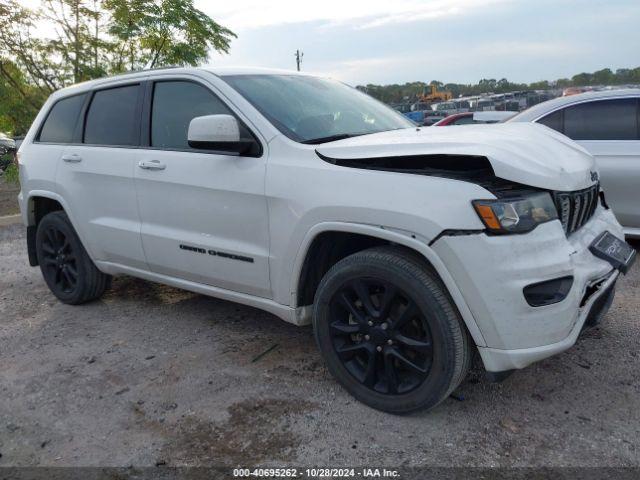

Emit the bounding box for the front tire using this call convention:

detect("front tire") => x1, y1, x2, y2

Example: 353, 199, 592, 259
36, 211, 110, 304
313, 246, 472, 413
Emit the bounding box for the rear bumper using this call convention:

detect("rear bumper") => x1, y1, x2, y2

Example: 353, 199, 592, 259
432, 206, 625, 372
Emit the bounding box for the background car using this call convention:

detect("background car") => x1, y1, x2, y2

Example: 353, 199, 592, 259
391, 103, 412, 115
434, 111, 518, 126
0, 133, 16, 155
0, 133, 17, 172
422, 111, 447, 125
431, 101, 458, 116
402, 102, 431, 124
510, 89, 640, 238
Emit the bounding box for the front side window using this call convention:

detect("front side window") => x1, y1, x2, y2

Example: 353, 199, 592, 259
562, 98, 638, 140
221, 74, 413, 144
39, 94, 86, 143
151, 81, 234, 149
84, 85, 140, 146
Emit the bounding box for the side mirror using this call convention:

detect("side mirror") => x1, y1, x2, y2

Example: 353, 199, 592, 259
188, 114, 254, 154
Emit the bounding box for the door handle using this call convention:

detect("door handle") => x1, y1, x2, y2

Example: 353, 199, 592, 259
62, 153, 82, 163
138, 160, 166, 170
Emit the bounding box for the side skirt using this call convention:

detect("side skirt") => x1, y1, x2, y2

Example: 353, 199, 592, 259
94, 261, 306, 326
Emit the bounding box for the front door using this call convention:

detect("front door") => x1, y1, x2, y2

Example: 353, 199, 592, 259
134, 79, 271, 298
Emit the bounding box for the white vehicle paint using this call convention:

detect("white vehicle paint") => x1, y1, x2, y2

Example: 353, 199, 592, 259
472, 111, 517, 123
510, 89, 640, 238
17, 67, 636, 412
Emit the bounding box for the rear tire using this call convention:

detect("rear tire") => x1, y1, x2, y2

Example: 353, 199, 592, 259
313, 246, 472, 413
36, 211, 110, 304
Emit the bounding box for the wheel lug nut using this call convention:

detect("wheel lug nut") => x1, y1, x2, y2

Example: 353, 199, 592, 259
376, 346, 382, 352
381, 323, 388, 330
387, 339, 393, 345
367, 321, 373, 326
364, 335, 370, 341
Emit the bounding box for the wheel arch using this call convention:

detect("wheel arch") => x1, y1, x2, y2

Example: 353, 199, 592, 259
25, 191, 92, 267
25, 190, 71, 226
291, 222, 487, 347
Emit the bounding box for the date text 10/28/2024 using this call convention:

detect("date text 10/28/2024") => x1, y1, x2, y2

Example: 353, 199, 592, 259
233, 468, 401, 478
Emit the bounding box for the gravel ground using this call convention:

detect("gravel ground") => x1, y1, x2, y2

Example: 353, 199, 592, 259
0, 224, 638, 469
0, 178, 20, 216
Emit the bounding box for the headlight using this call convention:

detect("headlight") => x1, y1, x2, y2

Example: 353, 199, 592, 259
472, 192, 558, 234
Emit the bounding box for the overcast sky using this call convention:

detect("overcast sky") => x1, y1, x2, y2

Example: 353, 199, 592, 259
16, 0, 640, 86
199, 0, 639, 85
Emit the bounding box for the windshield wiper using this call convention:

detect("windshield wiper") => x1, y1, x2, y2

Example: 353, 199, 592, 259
300, 133, 365, 145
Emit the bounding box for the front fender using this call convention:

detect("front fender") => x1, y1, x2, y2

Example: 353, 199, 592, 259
287, 221, 487, 348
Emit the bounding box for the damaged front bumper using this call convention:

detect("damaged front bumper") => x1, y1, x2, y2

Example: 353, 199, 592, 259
432, 206, 628, 373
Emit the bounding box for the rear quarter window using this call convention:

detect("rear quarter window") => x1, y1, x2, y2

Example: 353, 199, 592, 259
537, 109, 563, 133
38, 94, 86, 143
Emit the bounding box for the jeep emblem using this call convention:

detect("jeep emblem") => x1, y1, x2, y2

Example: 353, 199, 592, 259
590, 171, 599, 182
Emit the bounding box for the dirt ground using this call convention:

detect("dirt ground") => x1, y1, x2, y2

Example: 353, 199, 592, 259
0, 177, 20, 216
0, 224, 638, 469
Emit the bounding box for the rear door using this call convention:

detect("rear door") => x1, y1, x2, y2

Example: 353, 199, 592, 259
134, 77, 270, 298
537, 97, 640, 232
28, 93, 88, 202
55, 82, 147, 269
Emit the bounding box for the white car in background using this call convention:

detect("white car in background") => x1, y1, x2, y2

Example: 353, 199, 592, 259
510, 89, 640, 238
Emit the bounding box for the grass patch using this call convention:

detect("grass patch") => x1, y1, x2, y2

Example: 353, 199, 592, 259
3, 163, 19, 184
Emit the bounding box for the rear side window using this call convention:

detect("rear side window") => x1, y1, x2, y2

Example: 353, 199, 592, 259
538, 109, 563, 133
39, 94, 86, 143
84, 85, 140, 146
151, 81, 233, 149
563, 99, 638, 140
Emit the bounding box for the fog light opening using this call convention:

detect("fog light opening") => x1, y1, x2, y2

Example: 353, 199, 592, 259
523, 276, 574, 307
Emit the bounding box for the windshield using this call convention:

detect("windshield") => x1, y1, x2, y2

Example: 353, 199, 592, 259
221, 74, 414, 144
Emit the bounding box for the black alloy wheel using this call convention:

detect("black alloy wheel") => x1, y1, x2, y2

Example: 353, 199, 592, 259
328, 278, 433, 395
36, 211, 110, 304
313, 246, 472, 413
40, 225, 78, 294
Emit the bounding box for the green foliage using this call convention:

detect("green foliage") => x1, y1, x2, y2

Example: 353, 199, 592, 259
3, 163, 19, 184
358, 67, 640, 104
0, 149, 12, 170
0, 0, 236, 134
0, 60, 47, 136
104, 0, 235, 72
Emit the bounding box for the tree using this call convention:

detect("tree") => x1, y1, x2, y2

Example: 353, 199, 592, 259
591, 68, 613, 85
356, 66, 640, 104
104, 0, 235, 72
0, 0, 235, 134
0, 60, 46, 135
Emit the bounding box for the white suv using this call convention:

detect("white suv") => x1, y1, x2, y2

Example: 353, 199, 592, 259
18, 67, 636, 413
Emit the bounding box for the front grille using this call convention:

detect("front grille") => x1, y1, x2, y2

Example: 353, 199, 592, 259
553, 184, 599, 235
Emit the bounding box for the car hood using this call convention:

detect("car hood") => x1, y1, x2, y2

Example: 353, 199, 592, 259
315, 123, 596, 191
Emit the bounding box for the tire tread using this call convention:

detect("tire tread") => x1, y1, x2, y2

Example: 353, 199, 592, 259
36, 211, 110, 304
313, 245, 473, 413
